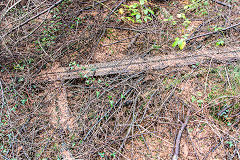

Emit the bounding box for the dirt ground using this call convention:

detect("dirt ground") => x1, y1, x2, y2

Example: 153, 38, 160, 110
0, 0, 239, 159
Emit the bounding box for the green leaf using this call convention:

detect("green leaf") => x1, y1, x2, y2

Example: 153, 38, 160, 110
147, 16, 152, 20
131, 12, 137, 16
144, 17, 147, 22
178, 39, 186, 50
109, 100, 114, 107
96, 91, 100, 98
21, 99, 27, 105
136, 19, 142, 23
182, 34, 189, 39
226, 141, 233, 148
152, 45, 161, 49
197, 100, 203, 104
136, 14, 141, 20
197, 92, 202, 97
172, 21, 177, 25
130, 3, 138, 8
98, 152, 105, 158
216, 39, 224, 46
191, 96, 197, 102
177, 14, 182, 18
122, 4, 130, 8
143, 9, 148, 15
148, 9, 154, 15
144, 16, 152, 22
172, 37, 180, 47
139, 0, 145, 5
126, 17, 135, 23
111, 152, 116, 158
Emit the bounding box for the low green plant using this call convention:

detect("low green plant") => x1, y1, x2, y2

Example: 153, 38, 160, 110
172, 37, 186, 50
213, 26, 224, 32
163, 16, 176, 25
216, 39, 224, 46
96, 91, 100, 98
206, 65, 240, 124
176, 13, 191, 28
120, 0, 154, 23
69, 61, 77, 70
98, 152, 105, 158
33, 8, 63, 52
110, 152, 116, 158
225, 141, 234, 148
184, 0, 209, 16
171, 12, 191, 50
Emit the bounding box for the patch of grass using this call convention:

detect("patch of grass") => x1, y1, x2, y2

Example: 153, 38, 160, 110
205, 65, 240, 124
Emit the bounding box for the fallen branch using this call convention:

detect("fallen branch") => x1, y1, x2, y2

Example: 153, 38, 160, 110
35, 48, 240, 82
187, 22, 240, 42
212, 0, 232, 8
172, 109, 191, 160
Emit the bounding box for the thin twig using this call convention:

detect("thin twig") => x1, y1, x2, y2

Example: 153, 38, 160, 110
0, 0, 63, 40
212, 0, 232, 8
172, 109, 191, 160
186, 22, 240, 42
202, 141, 221, 160
15, 10, 51, 44
0, 79, 5, 109
0, 0, 22, 22
186, 127, 200, 160
127, 33, 141, 49
225, 66, 232, 90
204, 57, 213, 94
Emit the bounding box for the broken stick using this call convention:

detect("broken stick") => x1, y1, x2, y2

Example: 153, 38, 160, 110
172, 109, 191, 160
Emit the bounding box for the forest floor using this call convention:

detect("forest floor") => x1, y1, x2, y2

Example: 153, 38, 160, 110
0, 0, 240, 159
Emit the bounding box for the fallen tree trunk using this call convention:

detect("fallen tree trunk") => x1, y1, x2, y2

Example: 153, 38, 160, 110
36, 48, 240, 82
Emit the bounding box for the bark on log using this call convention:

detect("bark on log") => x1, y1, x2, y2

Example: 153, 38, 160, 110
35, 48, 240, 82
